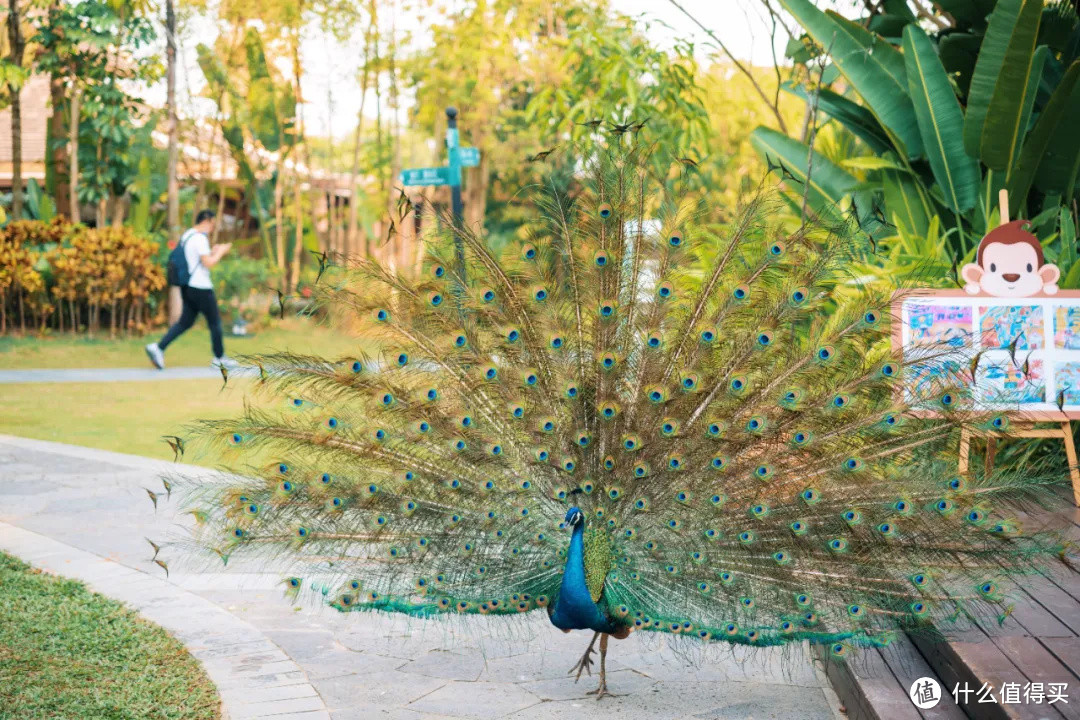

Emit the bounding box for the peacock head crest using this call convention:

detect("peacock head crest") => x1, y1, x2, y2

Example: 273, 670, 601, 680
564, 506, 584, 528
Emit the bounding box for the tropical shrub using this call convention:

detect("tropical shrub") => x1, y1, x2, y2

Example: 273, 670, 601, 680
0, 219, 166, 336
754, 0, 1080, 286
50, 226, 166, 336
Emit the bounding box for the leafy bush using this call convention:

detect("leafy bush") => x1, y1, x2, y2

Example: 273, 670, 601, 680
0, 219, 166, 336
212, 254, 281, 323
0, 219, 73, 333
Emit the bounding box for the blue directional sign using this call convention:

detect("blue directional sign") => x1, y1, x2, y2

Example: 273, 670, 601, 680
401, 166, 452, 187
459, 146, 480, 168
400, 111, 477, 192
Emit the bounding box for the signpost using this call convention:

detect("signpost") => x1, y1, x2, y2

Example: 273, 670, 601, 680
400, 166, 451, 187
399, 107, 479, 298
459, 146, 480, 168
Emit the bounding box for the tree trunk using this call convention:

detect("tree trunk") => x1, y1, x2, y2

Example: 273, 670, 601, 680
213, 182, 226, 243
290, 35, 305, 293
68, 87, 80, 224
346, 0, 377, 259
165, 0, 179, 246
275, 164, 285, 287
111, 193, 128, 226
8, 0, 24, 219
47, 75, 68, 216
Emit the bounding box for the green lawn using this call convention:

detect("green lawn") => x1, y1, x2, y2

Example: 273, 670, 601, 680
0, 552, 220, 720
0, 317, 370, 370
0, 379, 256, 458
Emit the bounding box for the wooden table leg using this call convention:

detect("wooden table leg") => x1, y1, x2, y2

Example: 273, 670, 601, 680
959, 426, 971, 477
1062, 422, 1080, 507
985, 437, 998, 475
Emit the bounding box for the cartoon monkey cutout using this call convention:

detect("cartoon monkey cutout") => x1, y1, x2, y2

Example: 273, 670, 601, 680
962, 219, 1060, 298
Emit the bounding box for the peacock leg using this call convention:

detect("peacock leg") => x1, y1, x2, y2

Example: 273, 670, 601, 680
586, 633, 614, 699
568, 631, 599, 680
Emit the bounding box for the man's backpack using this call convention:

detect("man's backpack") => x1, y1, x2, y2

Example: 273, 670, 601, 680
166, 229, 196, 286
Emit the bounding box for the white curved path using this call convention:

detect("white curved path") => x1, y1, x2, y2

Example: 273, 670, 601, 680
0, 435, 844, 720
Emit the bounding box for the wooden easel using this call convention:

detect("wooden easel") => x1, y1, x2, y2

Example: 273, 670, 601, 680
958, 422, 1080, 506
955, 189, 1080, 506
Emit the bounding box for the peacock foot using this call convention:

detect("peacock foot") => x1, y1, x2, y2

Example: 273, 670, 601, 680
568, 631, 600, 681
568, 644, 596, 681
586, 678, 616, 700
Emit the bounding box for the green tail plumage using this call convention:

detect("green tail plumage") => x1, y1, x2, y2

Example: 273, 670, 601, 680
171, 146, 1068, 669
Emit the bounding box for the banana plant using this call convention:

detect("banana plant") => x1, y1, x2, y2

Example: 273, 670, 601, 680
758, 0, 1080, 282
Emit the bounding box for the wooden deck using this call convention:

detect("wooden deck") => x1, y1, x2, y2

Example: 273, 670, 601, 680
824, 486, 1080, 720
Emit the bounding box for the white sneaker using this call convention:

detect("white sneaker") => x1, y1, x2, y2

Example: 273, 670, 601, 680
145, 343, 165, 369
212, 355, 236, 368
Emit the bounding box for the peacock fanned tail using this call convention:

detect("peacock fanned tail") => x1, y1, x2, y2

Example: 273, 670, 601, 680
174, 145, 1068, 661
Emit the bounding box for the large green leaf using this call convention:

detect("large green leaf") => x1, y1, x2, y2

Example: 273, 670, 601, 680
749, 127, 859, 219
778, 0, 923, 160
903, 25, 981, 214
964, 0, 1042, 158
881, 168, 931, 237
1034, 75, 1080, 197
1007, 60, 1080, 204
938, 32, 982, 97
782, 82, 892, 154
1000, 46, 1048, 176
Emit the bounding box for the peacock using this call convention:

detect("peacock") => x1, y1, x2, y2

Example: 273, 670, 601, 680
168, 145, 1069, 698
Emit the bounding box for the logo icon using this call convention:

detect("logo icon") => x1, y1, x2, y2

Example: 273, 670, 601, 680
910, 677, 942, 709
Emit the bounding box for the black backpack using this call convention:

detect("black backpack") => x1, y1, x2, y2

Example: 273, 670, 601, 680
166, 230, 197, 286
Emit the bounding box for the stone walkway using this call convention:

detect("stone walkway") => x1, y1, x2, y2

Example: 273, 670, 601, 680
0, 435, 845, 720
0, 366, 249, 383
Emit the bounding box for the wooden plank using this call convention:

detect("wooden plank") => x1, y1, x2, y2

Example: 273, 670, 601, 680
993, 636, 1080, 720
911, 630, 1064, 720
1041, 637, 1080, 683
1005, 581, 1076, 639
877, 636, 967, 720
1015, 575, 1080, 637
816, 644, 922, 720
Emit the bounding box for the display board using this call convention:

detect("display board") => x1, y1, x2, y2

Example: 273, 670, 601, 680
894, 290, 1080, 419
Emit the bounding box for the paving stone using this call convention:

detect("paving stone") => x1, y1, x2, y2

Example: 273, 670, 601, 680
399, 650, 485, 681
314, 670, 446, 710
407, 681, 542, 719
520, 669, 657, 701
229, 694, 327, 719
219, 682, 319, 706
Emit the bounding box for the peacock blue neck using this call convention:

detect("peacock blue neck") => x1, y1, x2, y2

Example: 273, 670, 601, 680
549, 516, 616, 633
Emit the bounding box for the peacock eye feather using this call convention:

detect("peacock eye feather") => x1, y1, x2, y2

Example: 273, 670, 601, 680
598, 203, 613, 218
594, 250, 609, 267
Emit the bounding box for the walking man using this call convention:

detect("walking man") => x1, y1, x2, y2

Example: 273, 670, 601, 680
145, 210, 232, 369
